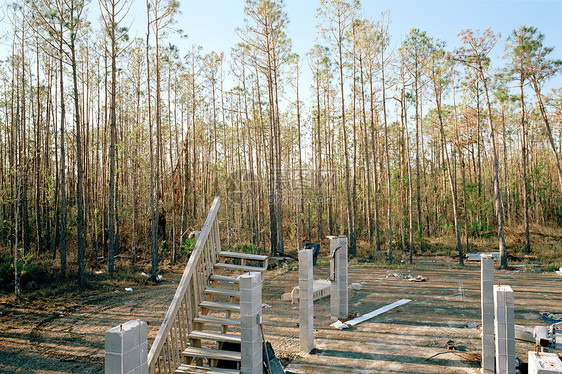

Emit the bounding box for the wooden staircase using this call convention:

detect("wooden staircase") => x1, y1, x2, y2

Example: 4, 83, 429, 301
177, 251, 268, 373
146, 198, 267, 374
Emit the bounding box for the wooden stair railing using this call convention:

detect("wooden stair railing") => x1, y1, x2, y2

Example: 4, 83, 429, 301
148, 197, 221, 374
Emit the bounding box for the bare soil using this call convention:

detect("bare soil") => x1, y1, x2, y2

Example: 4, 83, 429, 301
1, 256, 561, 373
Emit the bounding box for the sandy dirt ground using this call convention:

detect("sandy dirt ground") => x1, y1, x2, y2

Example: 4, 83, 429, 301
1, 256, 561, 373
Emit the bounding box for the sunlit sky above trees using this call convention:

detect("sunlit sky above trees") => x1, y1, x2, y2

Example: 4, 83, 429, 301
133, 0, 562, 90
2, 0, 559, 90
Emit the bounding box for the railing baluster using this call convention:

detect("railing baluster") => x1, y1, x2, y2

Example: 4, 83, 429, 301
161, 345, 167, 374
193, 262, 200, 310
177, 300, 186, 351
213, 221, 220, 261
208, 228, 215, 262
170, 322, 176, 367
165, 335, 172, 374
185, 286, 193, 334
147, 197, 220, 373
206, 239, 212, 280
172, 321, 179, 366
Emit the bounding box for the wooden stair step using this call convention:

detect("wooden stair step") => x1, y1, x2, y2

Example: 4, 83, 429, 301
210, 274, 240, 284
193, 315, 240, 326
182, 347, 241, 362
214, 263, 267, 273
205, 288, 240, 298
189, 330, 241, 344
199, 301, 240, 312
176, 364, 239, 373
219, 251, 268, 262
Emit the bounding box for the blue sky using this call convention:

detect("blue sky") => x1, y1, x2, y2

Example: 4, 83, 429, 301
1, 0, 560, 92
154, 0, 562, 93
166, 0, 562, 63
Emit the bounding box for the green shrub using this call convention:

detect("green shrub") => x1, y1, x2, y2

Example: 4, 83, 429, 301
470, 220, 493, 237
235, 244, 258, 254
181, 237, 197, 256
0, 250, 37, 287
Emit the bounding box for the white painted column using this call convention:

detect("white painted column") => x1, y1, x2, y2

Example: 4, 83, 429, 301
299, 248, 314, 353
240, 272, 263, 374
481, 254, 495, 374
494, 285, 516, 374
105, 319, 148, 374
330, 237, 348, 321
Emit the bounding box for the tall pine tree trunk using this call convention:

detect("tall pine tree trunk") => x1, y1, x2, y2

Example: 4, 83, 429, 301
479, 66, 507, 269
520, 76, 530, 253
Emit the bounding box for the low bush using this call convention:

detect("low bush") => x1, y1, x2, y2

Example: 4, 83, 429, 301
0, 250, 37, 288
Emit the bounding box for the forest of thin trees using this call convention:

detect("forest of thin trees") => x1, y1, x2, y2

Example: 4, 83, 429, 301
1, 0, 561, 291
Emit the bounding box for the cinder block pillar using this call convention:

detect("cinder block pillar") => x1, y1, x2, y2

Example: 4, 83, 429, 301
330, 237, 348, 321
105, 319, 148, 374
481, 255, 495, 374
299, 249, 314, 353
528, 351, 562, 374
494, 285, 516, 374
240, 272, 263, 374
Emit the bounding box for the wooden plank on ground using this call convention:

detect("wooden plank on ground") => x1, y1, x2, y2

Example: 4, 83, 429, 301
344, 299, 412, 327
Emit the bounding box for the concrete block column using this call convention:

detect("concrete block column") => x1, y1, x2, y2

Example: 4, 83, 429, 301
494, 285, 516, 374
299, 249, 314, 353
528, 351, 562, 374
105, 319, 148, 374
240, 272, 263, 374
330, 237, 348, 321
481, 255, 495, 374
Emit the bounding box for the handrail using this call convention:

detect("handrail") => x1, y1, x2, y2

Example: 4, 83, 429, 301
148, 196, 221, 374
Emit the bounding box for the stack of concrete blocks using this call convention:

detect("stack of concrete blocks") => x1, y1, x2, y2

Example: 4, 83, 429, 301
240, 272, 263, 374
528, 351, 562, 374
299, 248, 314, 353
105, 319, 148, 374
481, 254, 495, 374
494, 285, 516, 374
330, 237, 348, 321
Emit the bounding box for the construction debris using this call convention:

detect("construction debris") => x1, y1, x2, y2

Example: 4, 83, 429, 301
446, 340, 456, 350
330, 320, 349, 330
460, 352, 482, 364
281, 279, 331, 303
386, 273, 408, 278
515, 325, 534, 342
188, 230, 200, 239
542, 312, 562, 324
330, 299, 412, 329
385, 273, 428, 282
508, 264, 540, 268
